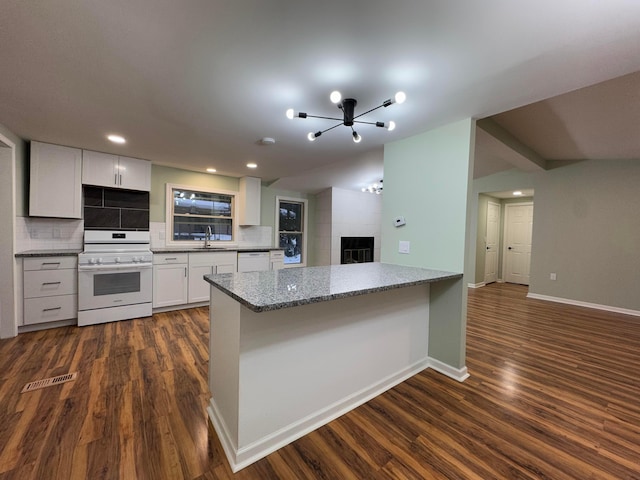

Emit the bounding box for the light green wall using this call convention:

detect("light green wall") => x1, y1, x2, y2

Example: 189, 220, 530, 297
382, 119, 474, 272
0, 123, 27, 217
261, 186, 317, 266
381, 118, 475, 370
470, 160, 640, 312
150, 165, 239, 222
529, 160, 640, 310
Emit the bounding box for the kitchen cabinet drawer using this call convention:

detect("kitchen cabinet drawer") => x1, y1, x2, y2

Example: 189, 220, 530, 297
23, 256, 78, 271
153, 253, 189, 265
24, 269, 77, 298
24, 295, 77, 325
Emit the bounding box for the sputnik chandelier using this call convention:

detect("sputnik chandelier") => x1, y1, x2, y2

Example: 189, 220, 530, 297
286, 90, 406, 143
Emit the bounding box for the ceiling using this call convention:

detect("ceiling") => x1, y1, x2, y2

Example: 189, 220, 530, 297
1, 1, 640, 193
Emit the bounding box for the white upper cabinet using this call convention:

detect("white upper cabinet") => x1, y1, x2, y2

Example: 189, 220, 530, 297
82, 149, 151, 191
238, 176, 261, 225
29, 141, 82, 219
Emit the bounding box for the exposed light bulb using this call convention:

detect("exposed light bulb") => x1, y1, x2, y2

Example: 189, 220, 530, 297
387, 121, 396, 131
330, 91, 342, 104
352, 132, 362, 143
286, 108, 294, 119
308, 132, 316, 141
361, 188, 366, 192
394, 91, 406, 104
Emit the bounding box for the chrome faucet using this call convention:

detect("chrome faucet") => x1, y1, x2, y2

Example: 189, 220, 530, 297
205, 225, 212, 248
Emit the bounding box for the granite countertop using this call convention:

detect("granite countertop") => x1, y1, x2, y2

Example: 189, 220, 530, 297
15, 249, 83, 258
152, 246, 282, 254
204, 262, 462, 313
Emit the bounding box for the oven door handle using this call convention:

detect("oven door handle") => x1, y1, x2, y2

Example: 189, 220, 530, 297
78, 264, 153, 272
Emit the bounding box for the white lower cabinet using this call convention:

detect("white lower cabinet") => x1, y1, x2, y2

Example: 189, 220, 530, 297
153, 254, 188, 308
153, 251, 237, 308
23, 256, 78, 325
188, 252, 238, 303
270, 250, 285, 270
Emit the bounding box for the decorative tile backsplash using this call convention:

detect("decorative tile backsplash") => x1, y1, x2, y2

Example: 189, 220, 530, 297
84, 186, 149, 230
150, 221, 273, 249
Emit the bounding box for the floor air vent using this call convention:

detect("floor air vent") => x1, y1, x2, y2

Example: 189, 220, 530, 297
21, 372, 78, 393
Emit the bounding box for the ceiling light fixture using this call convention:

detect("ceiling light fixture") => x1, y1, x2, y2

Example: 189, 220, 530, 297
206, 168, 217, 173
246, 163, 258, 169
513, 191, 523, 196
287, 91, 405, 143
107, 134, 126, 144
362, 180, 383, 194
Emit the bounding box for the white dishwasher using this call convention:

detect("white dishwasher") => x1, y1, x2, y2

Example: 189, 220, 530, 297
237, 252, 271, 272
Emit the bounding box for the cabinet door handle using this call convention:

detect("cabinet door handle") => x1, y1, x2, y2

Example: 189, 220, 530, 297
43, 307, 62, 312
165, 257, 177, 260
119, 174, 122, 185
41, 262, 61, 266
114, 173, 118, 185
42, 281, 61, 286
184, 267, 187, 277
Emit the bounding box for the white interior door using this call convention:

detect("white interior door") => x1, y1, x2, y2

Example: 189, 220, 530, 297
503, 203, 533, 285
484, 201, 500, 284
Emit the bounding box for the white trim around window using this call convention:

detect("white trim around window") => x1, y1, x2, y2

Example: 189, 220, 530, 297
275, 196, 308, 267
165, 183, 239, 247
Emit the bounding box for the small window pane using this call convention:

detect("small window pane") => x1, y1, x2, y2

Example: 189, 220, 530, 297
173, 190, 232, 217
170, 187, 234, 243
279, 202, 303, 232
280, 233, 302, 264
173, 216, 233, 241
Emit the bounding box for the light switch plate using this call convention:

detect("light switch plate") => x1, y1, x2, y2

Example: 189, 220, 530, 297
399, 240, 410, 254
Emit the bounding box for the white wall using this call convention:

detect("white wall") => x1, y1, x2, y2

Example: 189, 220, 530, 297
330, 188, 382, 265
314, 189, 332, 266
313, 187, 382, 266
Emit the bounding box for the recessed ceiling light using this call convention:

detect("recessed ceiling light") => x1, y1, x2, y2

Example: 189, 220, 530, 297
107, 134, 126, 144
206, 168, 217, 173
247, 163, 257, 169
513, 191, 523, 196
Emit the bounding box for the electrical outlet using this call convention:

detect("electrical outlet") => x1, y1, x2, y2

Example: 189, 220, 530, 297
550, 273, 557, 281
399, 240, 410, 254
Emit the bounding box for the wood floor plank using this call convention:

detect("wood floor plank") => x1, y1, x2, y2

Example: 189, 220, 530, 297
0, 286, 639, 478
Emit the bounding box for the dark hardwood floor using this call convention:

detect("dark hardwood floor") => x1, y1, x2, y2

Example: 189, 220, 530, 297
0, 283, 639, 479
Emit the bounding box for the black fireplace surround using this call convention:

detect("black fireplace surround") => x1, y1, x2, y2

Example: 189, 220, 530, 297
340, 237, 374, 264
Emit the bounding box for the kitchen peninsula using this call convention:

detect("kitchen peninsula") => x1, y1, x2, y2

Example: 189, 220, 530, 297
204, 262, 462, 472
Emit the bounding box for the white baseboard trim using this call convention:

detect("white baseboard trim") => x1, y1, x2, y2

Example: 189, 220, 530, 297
208, 359, 430, 472
428, 357, 470, 382
467, 282, 486, 289
526, 293, 640, 318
